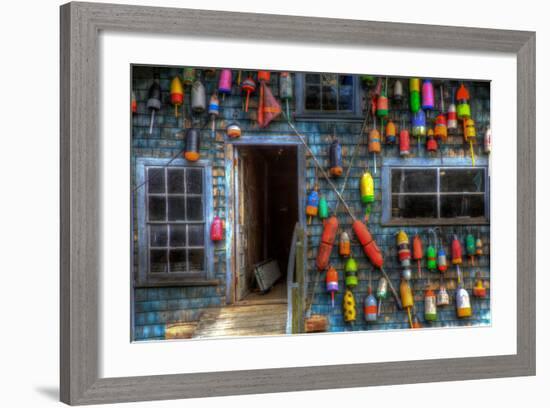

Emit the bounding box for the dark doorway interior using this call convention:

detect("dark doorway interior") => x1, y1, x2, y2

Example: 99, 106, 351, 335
236, 145, 298, 304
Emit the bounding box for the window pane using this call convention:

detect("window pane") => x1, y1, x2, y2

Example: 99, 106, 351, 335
305, 73, 320, 84
188, 224, 205, 246
148, 196, 166, 221
150, 249, 167, 273
167, 168, 185, 194
188, 249, 204, 272
186, 196, 204, 221
167, 197, 186, 221
169, 249, 187, 273
149, 225, 167, 247
440, 194, 485, 218
186, 168, 203, 194
305, 85, 320, 110
169, 225, 186, 247
440, 169, 485, 192
147, 168, 165, 193
322, 85, 337, 111
339, 75, 353, 86
391, 194, 437, 218
339, 85, 353, 111
391, 169, 437, 193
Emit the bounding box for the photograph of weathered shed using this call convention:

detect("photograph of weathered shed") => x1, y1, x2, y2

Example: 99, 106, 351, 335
131, 66, 490, 341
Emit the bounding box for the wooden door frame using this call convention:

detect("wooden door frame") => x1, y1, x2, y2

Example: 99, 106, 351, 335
224, 135, 307, 306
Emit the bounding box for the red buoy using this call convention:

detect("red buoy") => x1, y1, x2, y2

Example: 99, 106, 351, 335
316, 216, 339, 271
352, 220, 383, 269
210, 215, 224, 241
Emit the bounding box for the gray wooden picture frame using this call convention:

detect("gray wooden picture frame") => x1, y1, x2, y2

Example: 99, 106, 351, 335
60, 2, 536, 405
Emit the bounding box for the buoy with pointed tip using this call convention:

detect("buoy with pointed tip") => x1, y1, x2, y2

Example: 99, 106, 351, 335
170, 76, 184, 118
456, 84, 471, 119
339, 231, 351, 258
364, 286, 378, 322
326, 266, 339, 308
184, 128, 201, 161
146, 74, 162, 135
329, 138, 343, 177
305, 188, 319, 224
424, 287, 437, 321
316, 215, 338, 271
344, 257, 358, 288
396, 230, 411, 267
241, 76, 256, 112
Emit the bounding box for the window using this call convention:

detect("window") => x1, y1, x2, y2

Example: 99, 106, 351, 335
382, 158, 489, 226
295, 73, 362, 119
135, 158, 214, 285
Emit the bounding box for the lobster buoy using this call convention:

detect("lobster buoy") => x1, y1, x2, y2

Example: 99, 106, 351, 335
400, 279, 414, 328
447, 103, 458, 131
452, 235, 463, 265
146, 73, 162, 135
437, 247, 448, 273
396, 230, 411, 267
456, 84, 471, 119
352, 220, 383, 269
191, 79, 206, 113
360, 171, 374, 218
368, 127, 381, 153
182, 68, 195, 86
402, 267, 412, 281
376, 90, 389, 118
344, 256, 358, 288
210, 215, 224, 241
409, 78, 421, 113
484, 127, 492, 154
343, 289, 357, 323
339, 231, 351, 258
376, 277, 388, 315
426, 244, 437, 271
473, 273, 487, 298
208, 93, 220, 120
131, 91, 137, 113
305, 188, 319, 224
437, 282, 450, 306
399, 128, 410, 156
412, 109, 427, 137
326, 266, 339, 308
329, 139, 343, 177
279, 72, 293, 118
184, 128, 201, 161
241, 76, 256, 112
426, 128, 438, 152
456, 284, 472, 318
413, 234, 423, 278
218, 69, 232, 96
424, 287, 437, 321
476, 237, 483, 256
393, 79, 403, 101
464, 118, 477, 166
316, 216, 338, 271
435, 114, 448, 142
466, 234, 476, 266
386, 120, 397, 144
257, 70, 271, 83
318, 195, 329, 221
421, 79, 435, 111
226, 122, 242, 139
364, 287, 378, 322
170, 76, 184, 118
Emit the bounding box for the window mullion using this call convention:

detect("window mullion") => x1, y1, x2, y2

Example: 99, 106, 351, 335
165, 168, 170, 273
436, 168, 441, 219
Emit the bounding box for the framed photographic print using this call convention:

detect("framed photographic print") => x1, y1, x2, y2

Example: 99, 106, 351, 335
60, 2, 535, 405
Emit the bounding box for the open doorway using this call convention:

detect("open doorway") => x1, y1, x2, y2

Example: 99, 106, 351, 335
234, 145, 299, 305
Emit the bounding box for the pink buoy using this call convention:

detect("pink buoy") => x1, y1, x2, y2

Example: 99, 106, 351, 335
218, 69, 232, 95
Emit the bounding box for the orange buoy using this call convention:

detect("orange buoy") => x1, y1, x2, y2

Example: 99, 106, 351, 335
352, 220, 383, 269
339, 231, 351, 257
316, 216, 338, 271
413, 234, 423, 278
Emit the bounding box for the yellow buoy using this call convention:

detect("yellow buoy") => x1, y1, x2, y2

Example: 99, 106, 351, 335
343, 290, 357, 323
170, 76, 184, 118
